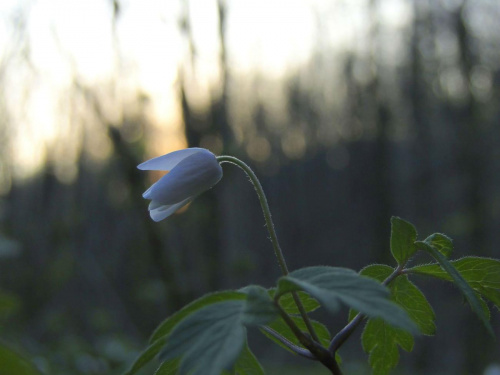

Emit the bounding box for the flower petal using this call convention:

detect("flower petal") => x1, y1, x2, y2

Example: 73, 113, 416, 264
144, 149, 222, 205
149, 197, 193, 222
137, 148, 204, 171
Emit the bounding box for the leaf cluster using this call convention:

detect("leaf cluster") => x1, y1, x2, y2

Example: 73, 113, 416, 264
125, 217, 500, 375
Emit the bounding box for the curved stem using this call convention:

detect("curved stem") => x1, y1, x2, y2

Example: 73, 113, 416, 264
328, 265, 404, 354
217, 156, 288, 274
217, 155, 320, 343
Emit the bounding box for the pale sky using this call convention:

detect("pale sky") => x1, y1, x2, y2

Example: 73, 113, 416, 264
0, 0, 411, 184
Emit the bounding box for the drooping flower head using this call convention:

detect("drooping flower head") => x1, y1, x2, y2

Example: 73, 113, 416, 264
138, 148, 223, 221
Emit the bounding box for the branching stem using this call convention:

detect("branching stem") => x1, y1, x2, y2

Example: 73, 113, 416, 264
274, 302, 342, 375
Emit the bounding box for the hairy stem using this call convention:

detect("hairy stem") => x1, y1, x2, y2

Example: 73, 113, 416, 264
217, 155, 320, 342
328, 265, 404, 353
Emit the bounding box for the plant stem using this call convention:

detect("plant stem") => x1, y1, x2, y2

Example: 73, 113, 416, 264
275, 303, 342, 374
260, 326, 316, 360
217, 156, 288, 274
328, 265, 404, 354
217, 155, 320, 342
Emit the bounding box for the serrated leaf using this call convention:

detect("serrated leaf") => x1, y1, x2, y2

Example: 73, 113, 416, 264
358, 265, 436, 335
277, 266, 416, 332
160, 291, 277, 375
268, 290, 320, 315
391, 276, 436, 335
476, 286, 500, 310
0, 341, 42, 375
415, 243, 494, 336
261, 316, 331, 353
362, 319, 414, 375
409, 256, 500, 312
409, 257, 500, 289
390, 217, 417, 265
150, 291, 246, 344
424, 233, 453, 257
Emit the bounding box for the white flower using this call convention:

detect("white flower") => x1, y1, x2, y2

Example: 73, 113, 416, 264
138, 148, 223, 222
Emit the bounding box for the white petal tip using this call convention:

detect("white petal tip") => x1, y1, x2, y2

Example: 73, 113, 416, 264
150, 214, 166, 222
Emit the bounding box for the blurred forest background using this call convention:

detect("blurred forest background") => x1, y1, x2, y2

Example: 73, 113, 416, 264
1, 0, 500, 374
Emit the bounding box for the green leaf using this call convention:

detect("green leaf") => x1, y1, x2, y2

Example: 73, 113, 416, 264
261, 316, 331, 352
242, 286, 279, 326
359, 265, 436, 335
409, 256, 500, 289
125, 291, 246, 375
423, 233, 453, 258
390, 217, 417, 265
150, 291, 246, 344
277, 266, 416, 332
154, 359, 179, 375
476, 286, 500, 310
160, 300, 247, 375
156, 348, 264, 375
231, 341, 264, 375
415, 243, 494, 336
160, 291, 277, 375
409, 256, 500, 312
123, 337, 167, 375
268, 290, 320, 315
391, 276, 436, 335
362, 319, 414, 375
0, 341, 42, 375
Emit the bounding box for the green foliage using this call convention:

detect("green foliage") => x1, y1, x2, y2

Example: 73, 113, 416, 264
125, 291, 247, 375
268, 290, 320, 315
153, 343, 263, 375
157, 287, 276, 375
362, 319, 413, 375
154, 359, 179, 375
415, 241, 494, 336
390, 217, 417, 265
241, 286, 280, 326
277, 266, 416, 332
124, 337, 167, 375
423, 233, 453, 258
262, 316, 331, 352
360, 265, 436, 335
224, 342, 264, 375
353, 265, 435, 375
408, 256, 500, 311
150, 291, 246, 344
128, 214, 499, 375
0, 342, 42, 375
